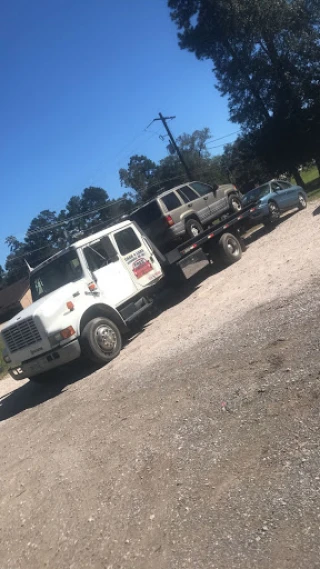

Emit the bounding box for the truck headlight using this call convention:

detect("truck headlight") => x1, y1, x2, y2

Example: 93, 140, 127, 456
3, 354, 11, 364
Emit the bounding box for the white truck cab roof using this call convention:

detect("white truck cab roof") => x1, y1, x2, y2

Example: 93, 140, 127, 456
32, 220, 133, 274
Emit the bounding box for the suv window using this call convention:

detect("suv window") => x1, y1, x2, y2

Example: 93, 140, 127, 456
161, 192, 182, 212
177, 186, 199, 203
114, 227, 141, 256
190, 182, 213, 196
83, 240, 110, 272
131, 201, 161, 228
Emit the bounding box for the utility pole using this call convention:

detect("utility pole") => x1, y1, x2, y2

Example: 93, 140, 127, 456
152, 113, 192, 181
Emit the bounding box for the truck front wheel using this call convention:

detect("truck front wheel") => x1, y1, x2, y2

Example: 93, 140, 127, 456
81, 317, 122, 364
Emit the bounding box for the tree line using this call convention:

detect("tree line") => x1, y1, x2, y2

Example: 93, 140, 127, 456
0, 128, 232, 288
167, 0, 320, 186
2, 0, 320, 287
1, 118, 318, 289
1, 187, 135, 287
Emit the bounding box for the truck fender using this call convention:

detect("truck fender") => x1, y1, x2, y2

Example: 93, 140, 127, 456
79, 304, 128, 335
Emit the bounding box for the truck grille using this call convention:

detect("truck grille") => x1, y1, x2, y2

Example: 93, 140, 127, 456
2, 318, 42, 353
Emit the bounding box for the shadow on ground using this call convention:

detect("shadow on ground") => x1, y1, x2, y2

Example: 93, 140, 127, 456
0, 359, 101, 423
244, 210, 297, 246
313, 204, 320, 216
0, 270, 212, 423
0, 209, 299, 423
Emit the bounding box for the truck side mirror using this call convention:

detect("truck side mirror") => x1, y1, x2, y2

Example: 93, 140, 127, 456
212, 183, 219, 192
100, 236, 119, 262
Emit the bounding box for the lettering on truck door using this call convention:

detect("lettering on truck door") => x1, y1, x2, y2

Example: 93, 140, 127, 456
112, 226, 162, 288
82, 237, 137, 306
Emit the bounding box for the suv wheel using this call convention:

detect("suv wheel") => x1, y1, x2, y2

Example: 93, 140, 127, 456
185, 218, 203, 239
229, 195, 242, 213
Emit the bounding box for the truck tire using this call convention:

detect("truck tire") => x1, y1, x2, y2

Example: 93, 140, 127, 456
218, 232, 242, 265
81, 317, 122, 364
185, 218, 203, 238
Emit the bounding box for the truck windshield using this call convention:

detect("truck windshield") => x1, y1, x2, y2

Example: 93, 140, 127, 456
30, 250, 83, 301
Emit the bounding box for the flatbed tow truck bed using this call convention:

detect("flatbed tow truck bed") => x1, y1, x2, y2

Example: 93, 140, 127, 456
157, 203, 257, 279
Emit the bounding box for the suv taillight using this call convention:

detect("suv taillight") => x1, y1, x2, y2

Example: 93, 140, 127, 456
166, 215, 174, 227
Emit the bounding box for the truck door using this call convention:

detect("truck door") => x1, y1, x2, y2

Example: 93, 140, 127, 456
82, 237, 137, 307
112, 225, 163, 289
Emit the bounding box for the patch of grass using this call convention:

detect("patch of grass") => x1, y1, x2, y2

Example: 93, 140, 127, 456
291, 166, 320, 196
307, 187, 320, 201
300, 166, 319, 185
0, 337, 9, 379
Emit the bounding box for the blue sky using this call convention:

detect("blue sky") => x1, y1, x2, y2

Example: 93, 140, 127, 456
0, 0, 237, 266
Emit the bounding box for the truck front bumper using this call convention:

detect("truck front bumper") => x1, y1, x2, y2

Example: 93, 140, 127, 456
9, 339, 81, 381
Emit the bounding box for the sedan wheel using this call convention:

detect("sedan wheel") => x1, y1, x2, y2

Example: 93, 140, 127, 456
268, 201, 281, 221
298, 193, 307, 210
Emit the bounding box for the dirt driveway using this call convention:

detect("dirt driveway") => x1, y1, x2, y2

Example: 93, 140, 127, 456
1, 203, 320, 568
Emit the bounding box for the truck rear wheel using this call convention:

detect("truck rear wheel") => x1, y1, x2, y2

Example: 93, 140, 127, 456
218, 232, 242, 265
81, 317, 122, 364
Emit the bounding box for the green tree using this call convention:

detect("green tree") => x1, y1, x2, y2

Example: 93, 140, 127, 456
0, 265, 6, 289
5, 236, 28, 284
221, 137, 272, 191
119, 155, 159, 200
119, 128, 227, 197
168, 0, 320, 179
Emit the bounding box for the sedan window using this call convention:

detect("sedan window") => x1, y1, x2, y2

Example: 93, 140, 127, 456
242, 184, 270, 203
271, 182, 284, 192
278, 181, 292, 189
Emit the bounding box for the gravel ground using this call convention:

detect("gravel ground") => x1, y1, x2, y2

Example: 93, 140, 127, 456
0, 202, 320, 568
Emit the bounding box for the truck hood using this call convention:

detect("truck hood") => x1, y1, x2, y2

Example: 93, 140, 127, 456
3, 282, 81, 329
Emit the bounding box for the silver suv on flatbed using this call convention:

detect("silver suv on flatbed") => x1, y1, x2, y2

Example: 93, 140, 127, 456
130, 181, 242, 250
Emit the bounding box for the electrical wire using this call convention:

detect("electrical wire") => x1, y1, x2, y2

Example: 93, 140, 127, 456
3, 126, 245, 268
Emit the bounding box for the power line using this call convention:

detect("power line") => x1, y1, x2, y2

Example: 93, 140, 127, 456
207, 130, 241, 148
3, 125, 245, 266
9, 211, 129, 268
26, 197, 129, 237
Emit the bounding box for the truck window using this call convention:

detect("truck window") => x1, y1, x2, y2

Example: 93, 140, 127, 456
161, 192, 182, 212
30, 250, 83, 301
83, 240, 110, 272
114, 227, 141, 255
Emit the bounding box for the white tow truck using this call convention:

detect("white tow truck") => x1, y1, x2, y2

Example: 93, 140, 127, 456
0, 204, 256, 382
